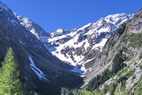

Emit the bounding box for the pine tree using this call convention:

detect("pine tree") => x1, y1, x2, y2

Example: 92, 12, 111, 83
0, 48, 25, 95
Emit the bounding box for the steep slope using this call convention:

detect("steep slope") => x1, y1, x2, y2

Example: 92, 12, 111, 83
82, 9, 142, 95
47, 14, 133, 67
60, 8, 142, 95
0, 1, 83, 95
14, 13, 50, 41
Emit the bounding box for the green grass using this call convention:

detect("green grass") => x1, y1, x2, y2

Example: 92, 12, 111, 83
117, 66, 129, 76
117, 70, 135, 87
131, 76, 142, 95
129, 34, 142, 47
72, 90, 104, 95
103, 83, 116, 95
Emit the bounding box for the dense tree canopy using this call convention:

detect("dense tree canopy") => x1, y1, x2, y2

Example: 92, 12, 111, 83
0, 48, 25, 95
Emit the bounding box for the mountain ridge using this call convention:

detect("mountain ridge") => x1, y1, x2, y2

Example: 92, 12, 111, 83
47, 13, 133, 66
15, 12, 133, 75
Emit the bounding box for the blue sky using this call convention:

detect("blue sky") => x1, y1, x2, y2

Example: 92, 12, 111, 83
0, 0, 141, 32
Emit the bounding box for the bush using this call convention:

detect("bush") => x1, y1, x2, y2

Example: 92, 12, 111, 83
112, 50, 127, 74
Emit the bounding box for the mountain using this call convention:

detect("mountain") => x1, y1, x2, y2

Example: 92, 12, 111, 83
0, 1, 83, 95
2, 1, 142, 95
60, 9, 142, 95
83, 10, 142, 85
14, 13, 50, 41
15, 12, 133, 75
84, 9, 142, 95
15, 13, 133, 66
47, 13, 133, 67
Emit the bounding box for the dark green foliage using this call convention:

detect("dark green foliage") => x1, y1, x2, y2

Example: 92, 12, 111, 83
103, 83, 117, 95
72, 90, 103, 95
0, 48, 25, 95
86, 50, 127, 91
117, 76, 127, 86
131, 77, 142, 95
61, 88, 73, 95
61, 88, 103, 95
112, 50, 127, 74
117, 70, 135, 87
86, 69, 112, 91
109, 83, 117, 95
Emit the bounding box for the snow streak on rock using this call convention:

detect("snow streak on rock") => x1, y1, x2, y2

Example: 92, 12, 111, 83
28, 56, 47, 81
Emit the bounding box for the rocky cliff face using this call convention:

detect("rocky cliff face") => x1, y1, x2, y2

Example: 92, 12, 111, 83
127, 9, 142, 34
82, 8, 142, 95
0, 1, 83, 95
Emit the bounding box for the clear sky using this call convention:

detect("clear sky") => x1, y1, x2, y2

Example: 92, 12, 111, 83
0, 0, 141, 32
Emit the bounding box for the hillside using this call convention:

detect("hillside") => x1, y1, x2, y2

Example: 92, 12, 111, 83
0, 1, 83, 95
61, 9, 142, 95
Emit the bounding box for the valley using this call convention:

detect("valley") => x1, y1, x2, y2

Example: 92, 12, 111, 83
0, 1, 141, 95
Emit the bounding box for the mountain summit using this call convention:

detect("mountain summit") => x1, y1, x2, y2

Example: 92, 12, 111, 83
47, 13, 133, 66
16, 13, 133, 66
15, 12, 133, 75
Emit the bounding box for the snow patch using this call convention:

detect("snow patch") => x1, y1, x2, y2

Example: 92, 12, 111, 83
19, 40, 24, 45
70, 64, 86, 75
92, 37, 110, 51
28, 56, 47, 81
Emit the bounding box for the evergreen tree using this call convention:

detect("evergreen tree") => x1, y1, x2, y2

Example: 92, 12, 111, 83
0, 48, 25, 95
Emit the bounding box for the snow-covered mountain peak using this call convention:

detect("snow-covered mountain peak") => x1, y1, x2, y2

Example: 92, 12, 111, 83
14, 11, 134, 75
56, 28, 65, 33
50, 28, 70, 38
105, 13, 131, 19
47, 13, 133, 66
104, 13, 133, 27
15, 12, 133, 67
15, 14, 32, 29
